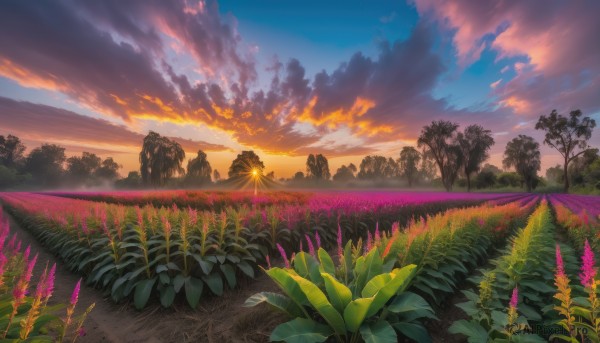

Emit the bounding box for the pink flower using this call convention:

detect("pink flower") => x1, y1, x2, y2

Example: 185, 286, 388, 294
71, 279, 82, 306
580, 239, 597, 288
315, 231, 321, 249
556, 244, 565, 277
365, 232, 373, 253
43, 263, 56, 299
510, 287, 518, 309
277, 243, 290, 268
374, 222, 380, 241
305, 235, 315, 256
77, 327, 87, 337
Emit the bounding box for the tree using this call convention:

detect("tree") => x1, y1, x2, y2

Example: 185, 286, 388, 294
535, 109, 596, 192
24, 144, 66, 187
417, 121, 462, 191
456, 125, 495, 191
306, 154, 331, 181
292, 171, 305, 181
213, 169, 221, 182
95, 157, 121, 181
357, 155, 398, 180
66, 152, 101, 185
0, 134, 26, 169
186, 150, 212, 186
474, 170, 497, 189
481, 163, 502, 175
398, 146, 421, 187
139, 131, 185, 186
418, 151, 437, 183
228, 151, 264, 178
545, 165, 564, 184
503, 135, 541, 192
266, 171, 275, 180
115, 171, 142, 189
568, 148, 599, 187
333, 165, 356, 182
497, 172, 521, 188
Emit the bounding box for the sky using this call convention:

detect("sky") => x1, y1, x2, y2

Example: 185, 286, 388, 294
1, 0, 599, 178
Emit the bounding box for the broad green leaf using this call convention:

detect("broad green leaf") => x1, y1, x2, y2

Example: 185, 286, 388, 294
359, 321, 397, 343
220, 263, 237, 289
134, 278, 156, 310
448, 320, 489, 343
202, 273, 224, 296
160, 285, 176, 308
293, 252, 311, 278
265, 268, 309, 308
184, 277, 203, 309
244, 292, 304, 317
388, 291, 436, 321
321, 273, 352, 314
361, 273, 392, 298
343, 297, 374, 333
365, 265, 418, 317
290, 274, 347, 336
270, 318, 333, 343
318, 248, 335, 275
354, 249, 382, 296
393, 322, 431, 343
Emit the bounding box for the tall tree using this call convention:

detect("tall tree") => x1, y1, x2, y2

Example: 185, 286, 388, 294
358, 155, 398, 180
535, 109, 596, 192
186, 150, 212, 185
213, 169, 221, 182
333, 164, 356, 182
0, 134, 26, 168
503, 135, 541, 192
139, 131, 185, 186
545, 165, 564, 184
95, 157, 121, 181
292, 171, 305, 181
305, 154, 331, 181
228, 151, 264, 178
398, 146, 421, 187
417, 121, 462, 191
24, 144, 66, 187
418, 151, 437, 183
66, 152, 101, 185
456, 125, 495, 191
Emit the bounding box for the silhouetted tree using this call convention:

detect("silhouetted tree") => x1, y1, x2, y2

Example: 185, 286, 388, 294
213, 169, 221, 182
417, 121, 462, 191
503, 135, 541, 192
497, 172, 522, 188
333, 164, 356, 182
474, 171, 497, 189
545, 165, 564, 184
535, 109, 596, 192
115, 171, 142, 189
418, 151, 437, 183
358, 155, 398, 180
399, 146, 420, 187
481, 163, 502, 175
456, 125, 494, 191
306, 154, 331, 181
139, 131, 185, 186
24, 144, 66, 187
0, 134, 25, 169
186, 150, 212, 186
67, 152, 101, 185
95, 157, 121, 181
266, 171, 275, 180
292, 171, 304, 180
228, 150, 264, 178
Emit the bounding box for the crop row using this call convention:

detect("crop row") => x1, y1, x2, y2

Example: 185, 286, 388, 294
0, 192, 520, 311
246, 195, 539, 342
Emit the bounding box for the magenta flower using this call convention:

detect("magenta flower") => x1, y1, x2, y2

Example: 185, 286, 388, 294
374, 222, 380, 241
510, 287, 518, 309
43, 263, 57, 299
305, 234, 315, 256
277, 243, 290, 268
365, 232, 373, 252
23, 244, 31, 262
71, 279, 82, 306
556, 244, 565, 277
580, 239, 597, 288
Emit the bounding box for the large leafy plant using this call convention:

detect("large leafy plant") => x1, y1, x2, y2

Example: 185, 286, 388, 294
245, 242, 435, 343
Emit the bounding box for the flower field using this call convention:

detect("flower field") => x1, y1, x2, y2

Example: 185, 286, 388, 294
1, 190, 600, 342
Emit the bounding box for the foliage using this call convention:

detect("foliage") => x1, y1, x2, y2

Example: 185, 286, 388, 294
139, 131, 186, 186
357, 156, 398, 180
0, 134, 26, 169
23, 144, 66, 187
417, 120, 462, 191
228, 150, 265, 179
399, 147, 420, 187
186, 150, 212, 186
332, 164, 356, 183
456, 125, 495, 191
535, 109, 596, 192
503, 135, 541, 192
306, 154, 331, 181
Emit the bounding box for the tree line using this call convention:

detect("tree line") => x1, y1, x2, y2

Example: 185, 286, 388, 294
0, 109, 596, 192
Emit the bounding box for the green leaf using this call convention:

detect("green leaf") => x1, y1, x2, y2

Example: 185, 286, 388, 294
202, 273, 224, 296
359, 321, 397, 343
290, 274, 347, 336
354, 249, 382, 296
388, 292, 436, 321
393, 322, 431, 343
265, 268, 309, 308
270, 318, 332, 343
448, 320, 489, 343
343, 297, 374, 333
220, 264, 237, 289
317, 248, 335, 275
321, 273, 352, 314
184, 277, 203, 309
160, 285, 176, 308
365, 265, 417, 317
134, 278, 157, 310
244, 292, 304, 317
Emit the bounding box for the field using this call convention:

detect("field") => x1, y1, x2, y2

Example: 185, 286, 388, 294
1, 190, 600, 342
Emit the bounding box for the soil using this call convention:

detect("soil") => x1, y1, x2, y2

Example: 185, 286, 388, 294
5, 213, 284, 343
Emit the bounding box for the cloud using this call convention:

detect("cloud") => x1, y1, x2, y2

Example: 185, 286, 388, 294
413, 0, 600, 116
0, 96, 229, 153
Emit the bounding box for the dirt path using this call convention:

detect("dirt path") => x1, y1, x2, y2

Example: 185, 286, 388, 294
5, 213, 283, 343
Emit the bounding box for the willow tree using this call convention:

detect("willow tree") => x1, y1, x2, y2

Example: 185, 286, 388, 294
139, 131, 185, 186
186, 150, 212, 186
535, 109, 596, 192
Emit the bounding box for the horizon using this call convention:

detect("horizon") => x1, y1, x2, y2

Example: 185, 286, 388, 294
1, 0, 599, 178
